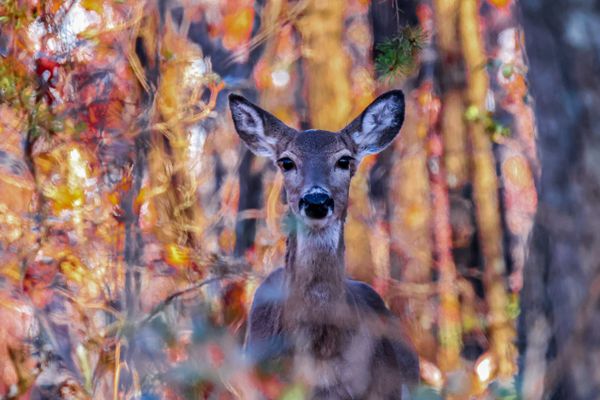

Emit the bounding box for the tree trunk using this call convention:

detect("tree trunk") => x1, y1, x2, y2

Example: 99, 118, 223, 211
294, 0, 351, 131
520, 0, 600, 398
460, 0, 516, 378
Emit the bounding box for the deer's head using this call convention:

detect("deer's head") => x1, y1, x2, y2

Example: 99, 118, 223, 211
229, 91, 405, 233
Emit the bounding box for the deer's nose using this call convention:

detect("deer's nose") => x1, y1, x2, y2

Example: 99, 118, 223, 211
299, 192, 334, 220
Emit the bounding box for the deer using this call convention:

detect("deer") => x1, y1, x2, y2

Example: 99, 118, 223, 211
229, 90, 419, 399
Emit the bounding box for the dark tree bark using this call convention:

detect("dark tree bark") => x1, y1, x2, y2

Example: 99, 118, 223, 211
369, 0, 420, 282
520, 1, 600, 399
369, 0, 419, 212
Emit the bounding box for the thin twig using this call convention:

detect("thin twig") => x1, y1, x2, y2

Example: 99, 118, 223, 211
134, 275, 225, 329
113, 340, 121, 400
79, 275, 230, 349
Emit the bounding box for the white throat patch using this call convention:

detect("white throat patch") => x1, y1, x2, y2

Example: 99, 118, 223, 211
297, 221, 341, 257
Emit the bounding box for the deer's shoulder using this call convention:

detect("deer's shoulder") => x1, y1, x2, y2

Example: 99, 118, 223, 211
252, 267, 286, 306
245, 267, 287, 362
345, 279, 390, 315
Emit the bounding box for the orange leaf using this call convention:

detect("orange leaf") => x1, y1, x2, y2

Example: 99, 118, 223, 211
488, 0, 511, 8
222, 7, 254, 50
222, 280, 247, 328
218, 229, 236, 254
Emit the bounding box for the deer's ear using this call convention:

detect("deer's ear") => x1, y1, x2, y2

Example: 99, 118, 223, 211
229, 94, 292, 157
341, 90, 405, 158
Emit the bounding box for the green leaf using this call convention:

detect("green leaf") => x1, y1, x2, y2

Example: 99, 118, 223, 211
502, 64, 514, 79
465, 105, 480, 121
279, 384, 306, 400
506, 295, 520, 320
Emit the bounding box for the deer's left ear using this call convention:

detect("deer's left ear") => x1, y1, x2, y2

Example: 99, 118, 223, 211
341, 90, 405, 158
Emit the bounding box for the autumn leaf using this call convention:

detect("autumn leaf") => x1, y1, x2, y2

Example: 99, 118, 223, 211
80, 0, 104, 14
222, 7, 255, 51
488, 0, 512, 8
164, 243, 191, 269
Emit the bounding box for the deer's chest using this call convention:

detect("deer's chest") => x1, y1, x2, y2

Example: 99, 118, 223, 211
289, 323, 375, 397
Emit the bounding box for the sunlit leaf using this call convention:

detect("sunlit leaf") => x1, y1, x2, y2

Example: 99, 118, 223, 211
164, 244, 191, 269
80, 0, 104, 14
222, 7, 255, 51
474, 352, 497, 387
420, 358, 443, 389
488, 0, 512, 8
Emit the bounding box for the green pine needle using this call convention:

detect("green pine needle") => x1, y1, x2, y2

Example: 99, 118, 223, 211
375, 26, 426, 82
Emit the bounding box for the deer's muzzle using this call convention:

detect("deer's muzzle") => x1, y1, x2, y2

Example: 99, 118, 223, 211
299, 191, 334, 220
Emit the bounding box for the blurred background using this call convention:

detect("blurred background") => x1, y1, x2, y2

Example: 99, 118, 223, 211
1, 0, 580, 398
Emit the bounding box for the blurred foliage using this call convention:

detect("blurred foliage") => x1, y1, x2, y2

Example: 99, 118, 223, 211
0, 0, 537, 399
464, 105, 511, 142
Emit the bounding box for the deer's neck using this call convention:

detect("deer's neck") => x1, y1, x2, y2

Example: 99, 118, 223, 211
283, 219, 351, 359
284, 220, 346, 306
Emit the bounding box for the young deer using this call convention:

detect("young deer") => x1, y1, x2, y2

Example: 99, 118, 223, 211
229, 91, 419, 399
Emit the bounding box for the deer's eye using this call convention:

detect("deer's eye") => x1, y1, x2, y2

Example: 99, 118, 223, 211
336, 156, 353, 170
277, 157, 296, 172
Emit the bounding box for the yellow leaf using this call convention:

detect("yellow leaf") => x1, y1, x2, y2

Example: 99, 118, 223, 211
80, 0, 103, 14
60, 254, 86, 285
1, 261, 21, 283
164, 244, 190, 268
44, 185, 85, 212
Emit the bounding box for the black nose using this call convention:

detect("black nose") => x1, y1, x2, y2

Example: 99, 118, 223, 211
299, 192, 334, 219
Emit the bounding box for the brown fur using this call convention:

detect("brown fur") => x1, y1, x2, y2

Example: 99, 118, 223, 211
230, 91, 419, 399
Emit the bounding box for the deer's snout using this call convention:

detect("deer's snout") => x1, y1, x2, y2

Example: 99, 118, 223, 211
299, 190, 334, 220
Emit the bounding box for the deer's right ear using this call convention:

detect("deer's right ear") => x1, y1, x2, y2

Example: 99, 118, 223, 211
229, 94, 290, 158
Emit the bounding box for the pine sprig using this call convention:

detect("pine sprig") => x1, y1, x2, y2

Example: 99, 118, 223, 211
375, 26, 426, 82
